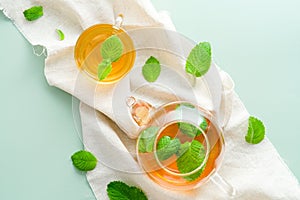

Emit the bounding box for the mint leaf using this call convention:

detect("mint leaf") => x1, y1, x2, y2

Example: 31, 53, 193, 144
245, 116, 265, 144
185, 42, 211, 77
200, 119, 208, 132
142, 56, 161, 82
23, 6, 43, 21
138, 126, 159, 153
107, 181, 148, 200
156, 136, 180, 161
56, 29, 65, 41
176, 142, 190, 157
71, 150, 97, 171
176, 140, 206, 181
101, 35, 123, 62
98, 59, 112, 81
178, 122, 201, 137
177, 102, 195, 109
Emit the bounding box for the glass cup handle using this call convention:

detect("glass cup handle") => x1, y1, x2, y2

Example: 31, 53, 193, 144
114, 14, 123, 29
210, 172, 236, 198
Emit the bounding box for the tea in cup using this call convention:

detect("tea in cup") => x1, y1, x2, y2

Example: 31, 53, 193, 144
74, 15, 136, 83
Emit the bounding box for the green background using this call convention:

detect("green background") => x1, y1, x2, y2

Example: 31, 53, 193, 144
0, 0, 299, 199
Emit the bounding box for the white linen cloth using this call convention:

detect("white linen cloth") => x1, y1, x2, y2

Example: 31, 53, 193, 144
1, 0, 299, 199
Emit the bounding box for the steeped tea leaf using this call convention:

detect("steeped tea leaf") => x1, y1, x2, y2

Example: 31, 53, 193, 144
98, 59, 112, 81
101, 35, 123, 62
142, 56, 161, 82
157, 136, 180, 161
107, 181, 148, 200
23, 6, 43, 21
71, 150, 97, 171
138, 126, 159, 153
176, 140, 206, 181
185, 42, 211, 77
245, 116, 265, 144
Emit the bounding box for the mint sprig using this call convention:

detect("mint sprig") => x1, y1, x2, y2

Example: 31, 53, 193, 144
176, 140, 206, 181
71, 150, 97, 171
142, 56, 161, 82
185, 42, 211, 77
245, 116, 265, 144
138, 126, 159, 153
156, 136, 180, 161
107, 181, 148, 200
98, 35, 123, 81
23, 6, 43, 21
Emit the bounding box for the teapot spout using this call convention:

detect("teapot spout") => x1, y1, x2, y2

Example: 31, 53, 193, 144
126, 96, 153, 126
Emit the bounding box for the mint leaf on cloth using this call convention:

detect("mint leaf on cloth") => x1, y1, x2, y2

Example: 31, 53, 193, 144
245, 116, 265, 144
185, 42, 211, 77
101, 35, 123, 62
107, 181, 148, 200
156, 136, 180, 161
142, 56, 161, 82
177, 140, 206, 181
138, 126, 159, 153
23, 6, 43, 21
56, 29, 65, 41
71, 150, 97, 171
98, 59, 112, 81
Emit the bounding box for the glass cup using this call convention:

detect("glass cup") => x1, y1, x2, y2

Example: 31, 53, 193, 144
127, 97, 235, 196
74, 15, 136, 83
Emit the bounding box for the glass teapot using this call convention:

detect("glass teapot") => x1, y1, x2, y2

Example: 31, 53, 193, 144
126, 96, 235, 196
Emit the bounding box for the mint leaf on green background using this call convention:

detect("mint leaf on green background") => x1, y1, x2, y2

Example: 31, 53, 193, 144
142, 56, 161, 82
245, 116, 265, 144
71, 150, 97, 171
101, 35, 123, 62
138, 126, 159, 153
98, 59, 112, 81
107, 181, 148, 200
56, 29, 65, 41
176, 140, 206, 181
23, 6, 43, 21
185, 42, 211, 77
156, 136, 180, 161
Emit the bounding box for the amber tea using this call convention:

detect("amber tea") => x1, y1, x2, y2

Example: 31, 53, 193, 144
136, 102, 224, 190
74, 22, 135, 83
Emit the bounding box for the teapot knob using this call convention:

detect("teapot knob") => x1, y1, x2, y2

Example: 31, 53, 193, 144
126, 96, 153, 126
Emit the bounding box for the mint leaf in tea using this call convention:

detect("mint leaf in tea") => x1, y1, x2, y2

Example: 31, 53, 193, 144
138, 126, 159, 153
98, 59, 112, 81
156, 136, 180, 161
176, 140, 206, 181
101, 35, 123, 62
